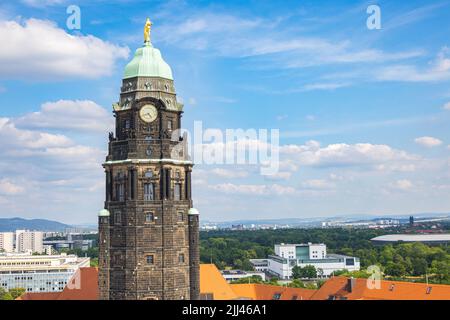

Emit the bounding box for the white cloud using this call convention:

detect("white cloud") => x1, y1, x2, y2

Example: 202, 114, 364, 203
301, 179, 335, 190
376, 47, 450, 82
21, 0, 65, 6
210, 168, 249, 178
210, 183, 297, 196
0, 179, 25, 195
0, 117, 72, 150
383, 3, 446, 31
14, 100, 114, 133
302, 82, 351, 91
0, 114, 105, 223
264, 172, 292, 181
390, 179, 415, 191
0, 19, 129, 80
414, 136, 443, 148
280, 141, 417, 168
0, 117, 104, 173
443, 102, 450, 110
157, 12, 422, 67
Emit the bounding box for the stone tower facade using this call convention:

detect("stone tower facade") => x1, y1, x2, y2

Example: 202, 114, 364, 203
98, 21, 200, 300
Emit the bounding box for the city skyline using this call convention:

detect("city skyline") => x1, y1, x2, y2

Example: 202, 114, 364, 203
0, 0, 450, 224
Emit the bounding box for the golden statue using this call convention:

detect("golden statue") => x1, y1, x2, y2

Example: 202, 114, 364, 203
144, 18, 152, 43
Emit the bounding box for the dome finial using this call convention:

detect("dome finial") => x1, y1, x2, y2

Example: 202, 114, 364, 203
144, 18, 153, 43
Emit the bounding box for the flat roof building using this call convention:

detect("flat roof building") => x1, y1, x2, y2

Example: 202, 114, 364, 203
0, 232, 14, 252
0, 252, 90, 293
221, 270, 266, 283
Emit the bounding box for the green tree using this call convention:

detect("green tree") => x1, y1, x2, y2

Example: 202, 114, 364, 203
292, 265, 317, 279
8, 288, 25, 300
292, 266, 302, 279
431, 260, 450, 282
0, 288, 13, 300
288, 279, 306, 288
385, 262, 406, 277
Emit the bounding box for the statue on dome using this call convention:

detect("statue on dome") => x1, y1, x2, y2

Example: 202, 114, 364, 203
144, 18, 152, 43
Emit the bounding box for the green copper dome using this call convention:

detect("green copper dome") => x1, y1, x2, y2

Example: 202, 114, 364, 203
98, 209, 110, 217
123, 42, 173, 80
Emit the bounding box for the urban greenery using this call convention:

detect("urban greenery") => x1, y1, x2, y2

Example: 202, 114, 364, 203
199, 227, 450, 284
292, 265, 319, 279
0, 287, 25, 300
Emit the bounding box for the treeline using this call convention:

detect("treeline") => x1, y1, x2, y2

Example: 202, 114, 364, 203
199, 228, 450, 284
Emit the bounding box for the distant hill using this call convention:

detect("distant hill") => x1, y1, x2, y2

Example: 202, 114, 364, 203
0, 217, 71, 232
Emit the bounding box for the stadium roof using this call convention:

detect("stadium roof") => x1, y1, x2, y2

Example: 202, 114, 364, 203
371, 234, 450, 243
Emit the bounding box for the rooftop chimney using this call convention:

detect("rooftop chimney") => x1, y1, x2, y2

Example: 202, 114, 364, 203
347, 277, 356, 293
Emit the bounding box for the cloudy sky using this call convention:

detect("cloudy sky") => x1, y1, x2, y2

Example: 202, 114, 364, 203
0, 0, 449, 224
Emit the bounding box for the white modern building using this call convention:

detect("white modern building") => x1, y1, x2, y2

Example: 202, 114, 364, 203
0, 252, 90, 293
0, 232, 14, 252
251, 243, 360, 280
221, 270, 266, 283
15, 230, 44, 254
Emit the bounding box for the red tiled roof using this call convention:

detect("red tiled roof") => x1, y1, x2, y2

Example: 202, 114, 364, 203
231, 283, 316, 300
311, 276, 450, 300
57, 267, 99, 300
18, 267, 99, 301
17, 292, 61, 300
17, 266, 450, 300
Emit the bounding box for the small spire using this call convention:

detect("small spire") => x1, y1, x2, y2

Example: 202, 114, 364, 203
144, 18, 153, 43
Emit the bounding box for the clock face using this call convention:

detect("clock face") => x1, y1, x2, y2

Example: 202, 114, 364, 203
139, 104, 158, 123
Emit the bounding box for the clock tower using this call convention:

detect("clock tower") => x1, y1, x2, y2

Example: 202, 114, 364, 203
98, 19, 200, 300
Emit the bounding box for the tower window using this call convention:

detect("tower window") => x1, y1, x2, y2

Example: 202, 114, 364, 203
178, 212, 184, 222
115, 183, 125, 201
167, 120, 173, 131
178, 253, 185, 263
146, 255, 154, 265
145, 212, 154, 223
144, 183, 155, 201
114, 212, 122, 225
174, 183, 181, 201
125, 120, 130, 129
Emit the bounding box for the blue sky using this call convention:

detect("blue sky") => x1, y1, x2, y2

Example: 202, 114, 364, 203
0, 0, 449, 224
